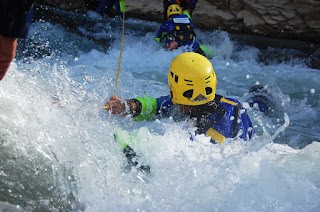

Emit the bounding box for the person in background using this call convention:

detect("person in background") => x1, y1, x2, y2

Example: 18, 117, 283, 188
105, 52, 253, 144
0, 0, 34, 81
155, 4, 212, 58
163, 0, 198, 21
96, 0, 126, 18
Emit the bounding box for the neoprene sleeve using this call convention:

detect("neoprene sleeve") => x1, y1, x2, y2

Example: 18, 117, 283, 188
133, 97, 158, 121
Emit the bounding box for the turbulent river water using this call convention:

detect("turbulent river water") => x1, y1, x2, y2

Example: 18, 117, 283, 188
0, 10, 320, 212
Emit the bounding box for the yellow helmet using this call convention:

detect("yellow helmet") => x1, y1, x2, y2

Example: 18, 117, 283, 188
168, 52, 217, 106
167, 4, 182, 19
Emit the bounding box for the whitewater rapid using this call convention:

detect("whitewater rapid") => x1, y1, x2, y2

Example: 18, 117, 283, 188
0, 13, 319, 211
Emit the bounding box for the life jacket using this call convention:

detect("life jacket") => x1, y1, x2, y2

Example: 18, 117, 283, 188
190, 94, 252, 144
167, 14, 196, 46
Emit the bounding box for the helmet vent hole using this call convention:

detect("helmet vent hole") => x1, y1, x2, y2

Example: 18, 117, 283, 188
170, 90, 173, 98
175, 75, 179, 83
170, 71, 174, 78
205, 87, 213, 95
183, 90, 194, 98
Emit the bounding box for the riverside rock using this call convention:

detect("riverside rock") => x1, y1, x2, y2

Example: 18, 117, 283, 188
34, 0, 320, 44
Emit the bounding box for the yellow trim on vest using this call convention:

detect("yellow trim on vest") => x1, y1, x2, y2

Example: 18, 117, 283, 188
206, 128, 226, 144
220, 97, 238, 106
176, 26, 180, 30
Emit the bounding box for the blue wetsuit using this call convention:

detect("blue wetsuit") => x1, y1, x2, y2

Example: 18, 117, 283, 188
170, 0, 198, 11
96, 0, 121, 17
0, 0, 34, 38
156, 14, 201, 52
130, 94, 253, 144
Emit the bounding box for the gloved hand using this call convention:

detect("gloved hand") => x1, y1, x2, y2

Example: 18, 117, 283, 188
154, 37, 161, 42
199, 45, 214, 59
183, 10, 191, 18
120, 0, 126, 13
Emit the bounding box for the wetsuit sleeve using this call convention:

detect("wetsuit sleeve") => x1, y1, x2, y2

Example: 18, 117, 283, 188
155, 22, 168, 40
96, 0, 107, 14
114, 0, 122, 15
188, 0, 198, 10
131, 97, 158, 121
0, 0, 34, 38
131, 95, 173, 121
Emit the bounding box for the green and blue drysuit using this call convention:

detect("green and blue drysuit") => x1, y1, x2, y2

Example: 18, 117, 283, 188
129, 94, 253, 144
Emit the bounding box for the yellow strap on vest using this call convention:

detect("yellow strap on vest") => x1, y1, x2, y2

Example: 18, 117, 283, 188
220, 97, 238, 106
206, 128, 226, 144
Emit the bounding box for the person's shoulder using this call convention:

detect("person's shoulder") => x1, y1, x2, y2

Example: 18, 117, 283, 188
157, 95, 171, 102
164, 19, 173, 24
164, 19, 177, 29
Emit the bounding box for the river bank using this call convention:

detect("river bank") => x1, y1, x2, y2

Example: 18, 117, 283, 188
33, 3, 320, 69
34, 0, 320, 45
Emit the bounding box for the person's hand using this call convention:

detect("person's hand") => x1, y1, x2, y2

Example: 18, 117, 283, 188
104, 96, 128, 115
0, 35, 18, 80
120, 0, 126, 13
168, 41, 178, 51
183, 10, 191, 18
154, 37, 161, 42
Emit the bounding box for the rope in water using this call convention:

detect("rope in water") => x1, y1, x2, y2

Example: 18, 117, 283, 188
102, 12, 125, 110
